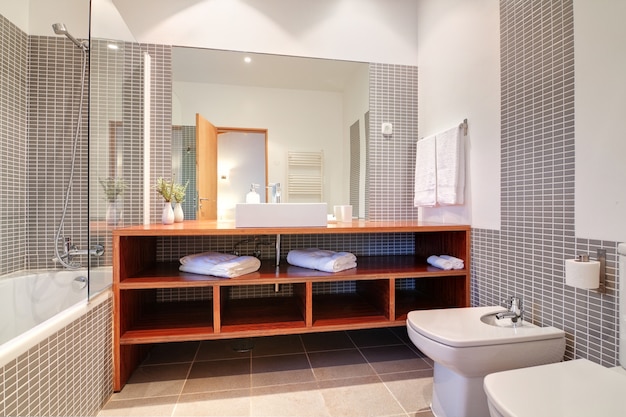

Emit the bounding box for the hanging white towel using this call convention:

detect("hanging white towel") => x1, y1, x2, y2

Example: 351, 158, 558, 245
436, 125, 465, 205
414, 135, 437, 207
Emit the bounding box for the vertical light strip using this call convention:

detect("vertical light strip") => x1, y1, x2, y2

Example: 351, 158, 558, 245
143, 52, 151, 225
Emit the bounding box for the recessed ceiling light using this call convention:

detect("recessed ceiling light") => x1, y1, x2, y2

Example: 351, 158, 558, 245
244, 56, 252, 64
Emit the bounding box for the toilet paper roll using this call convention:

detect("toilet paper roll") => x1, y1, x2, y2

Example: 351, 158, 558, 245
565, 259, 600, 289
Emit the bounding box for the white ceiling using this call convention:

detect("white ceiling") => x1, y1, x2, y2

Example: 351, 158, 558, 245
172, 47, 367, 92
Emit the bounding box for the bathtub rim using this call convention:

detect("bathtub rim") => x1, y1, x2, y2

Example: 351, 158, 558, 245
0, 289, 112, 368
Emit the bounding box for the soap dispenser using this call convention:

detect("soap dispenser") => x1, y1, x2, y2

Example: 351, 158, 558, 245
246, 183, 260, 203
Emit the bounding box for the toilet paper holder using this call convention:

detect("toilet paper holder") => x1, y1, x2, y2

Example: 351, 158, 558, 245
573, 249, 606, 293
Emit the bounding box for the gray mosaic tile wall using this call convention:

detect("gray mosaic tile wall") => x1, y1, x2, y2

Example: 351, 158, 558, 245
367, 63, 419, 221
471, 0, 620, 367
0, 15, 29, 275
89, 41, 172, 266
172, 125, 197, 219
0, 295, 113, 416
27, 35, 90, 270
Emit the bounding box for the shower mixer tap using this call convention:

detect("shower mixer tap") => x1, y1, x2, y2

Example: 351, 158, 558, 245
53, 237, 105, 265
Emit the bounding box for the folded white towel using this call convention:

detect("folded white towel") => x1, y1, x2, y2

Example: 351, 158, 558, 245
179, 251, 261, 278
287, 248, 357, 273
439, 255, 464, 270
427, 255, 454, 270
436, 125, 465, 205
414, 135, 437, 207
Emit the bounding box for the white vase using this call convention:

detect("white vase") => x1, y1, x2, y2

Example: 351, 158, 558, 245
106, 200, 122, 226
173, 202, 184, 222
162, 202, 175, 224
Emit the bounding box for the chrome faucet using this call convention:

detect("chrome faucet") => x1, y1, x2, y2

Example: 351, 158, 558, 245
268, 182, 281, 203
496, 296, 523, 323
54, 237, 105, 264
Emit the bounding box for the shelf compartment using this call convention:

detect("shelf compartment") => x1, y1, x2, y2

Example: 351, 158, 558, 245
312, 279, 390, 328
219, 284, 307, 333
119, 289, 214, 344
394, 276, 469, 321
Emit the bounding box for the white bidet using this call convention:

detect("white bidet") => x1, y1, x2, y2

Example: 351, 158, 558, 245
406, 306, 565, 417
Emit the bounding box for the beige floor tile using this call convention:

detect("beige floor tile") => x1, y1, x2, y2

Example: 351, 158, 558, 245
308, 349, 376, 381
250, 382, 330, 417
141, 341, 200, 365
319, 375, 406, 417
112, 363, 191, 400
196, 339, 253, 361
251, 334, 305, 357
98, 395, 178, 416
251, 353, 315, 387
346, 328, 403, 348
300, 331, 356, 352
380, 370, 433, 414
183, 358, 251, 394
175, 389, 251, 416
360, 345, 431, 374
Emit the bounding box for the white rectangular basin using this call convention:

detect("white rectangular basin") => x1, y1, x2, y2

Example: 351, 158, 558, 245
235, 203, 328, 228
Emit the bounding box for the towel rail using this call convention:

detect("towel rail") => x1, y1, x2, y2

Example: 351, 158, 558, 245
287, 150, 324, 201
459, 118, 468, 136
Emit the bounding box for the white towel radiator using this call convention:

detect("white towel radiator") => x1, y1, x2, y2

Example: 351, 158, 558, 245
287, 150, 324, 202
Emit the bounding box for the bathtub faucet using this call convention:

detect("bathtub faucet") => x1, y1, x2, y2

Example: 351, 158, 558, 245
496, 296, 523, 323
55, 237, 105, 264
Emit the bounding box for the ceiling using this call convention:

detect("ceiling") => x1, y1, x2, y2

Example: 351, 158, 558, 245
172, 47, 367, 92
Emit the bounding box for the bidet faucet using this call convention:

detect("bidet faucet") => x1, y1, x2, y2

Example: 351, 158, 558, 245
496, 296, 523, 323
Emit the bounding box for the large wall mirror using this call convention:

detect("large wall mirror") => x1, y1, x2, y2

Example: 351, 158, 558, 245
171, 47, 369, 220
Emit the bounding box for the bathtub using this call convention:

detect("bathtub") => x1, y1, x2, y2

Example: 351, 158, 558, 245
0, 267, 112, 367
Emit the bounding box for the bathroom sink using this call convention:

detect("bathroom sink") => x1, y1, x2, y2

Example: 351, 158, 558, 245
480, 311, 528, 328
235, 203, 328, 228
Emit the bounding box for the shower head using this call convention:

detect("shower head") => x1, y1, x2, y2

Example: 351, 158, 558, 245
51, 23, 88, 51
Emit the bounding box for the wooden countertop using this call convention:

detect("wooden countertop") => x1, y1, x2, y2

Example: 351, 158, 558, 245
112, 219, 470, 237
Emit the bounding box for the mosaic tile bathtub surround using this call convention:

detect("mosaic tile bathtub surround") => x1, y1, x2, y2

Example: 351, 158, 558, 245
0, 294, 113, 416
471, 0, 620, 367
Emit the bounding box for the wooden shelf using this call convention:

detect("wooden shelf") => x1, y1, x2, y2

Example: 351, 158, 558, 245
119, 256, 465, 288
312, 293, 389, 328
220, 297, 306, 333
120, 301, 214, 344
112, 220, 470, 391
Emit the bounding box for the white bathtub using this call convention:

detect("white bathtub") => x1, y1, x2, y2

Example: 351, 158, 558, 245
0, 267, 112, 367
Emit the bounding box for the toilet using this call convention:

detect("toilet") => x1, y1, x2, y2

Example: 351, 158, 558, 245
406, 305, 565, 417
483, 242, 626, 417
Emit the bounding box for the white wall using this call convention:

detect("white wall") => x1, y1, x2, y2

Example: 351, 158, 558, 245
574, 0, 626, 242
111, 0, 418, 66
174, 82, 346, 210
0, 1, 28, 32
416, 0, 501, 229
28, 0, 89, 37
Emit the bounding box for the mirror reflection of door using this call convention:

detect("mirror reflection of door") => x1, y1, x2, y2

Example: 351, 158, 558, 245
196, 114, 218, 220
194, 114, 268, 221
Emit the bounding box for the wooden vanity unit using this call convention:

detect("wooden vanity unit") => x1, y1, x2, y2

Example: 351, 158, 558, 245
112, 220, 470, 390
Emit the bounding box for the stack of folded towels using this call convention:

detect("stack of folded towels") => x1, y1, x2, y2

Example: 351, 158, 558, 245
427, 255, 464, 270
287, 248, 357, 273
179, 251, 261, 278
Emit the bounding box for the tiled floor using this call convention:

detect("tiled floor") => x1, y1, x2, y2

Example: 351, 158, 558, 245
98, 327, 435, 417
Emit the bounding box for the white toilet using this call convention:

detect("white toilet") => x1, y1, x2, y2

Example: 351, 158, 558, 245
484, 242, 626, 417
406, 305, 566, 417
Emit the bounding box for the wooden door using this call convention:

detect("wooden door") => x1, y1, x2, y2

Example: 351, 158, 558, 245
196, 113, 218, 220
